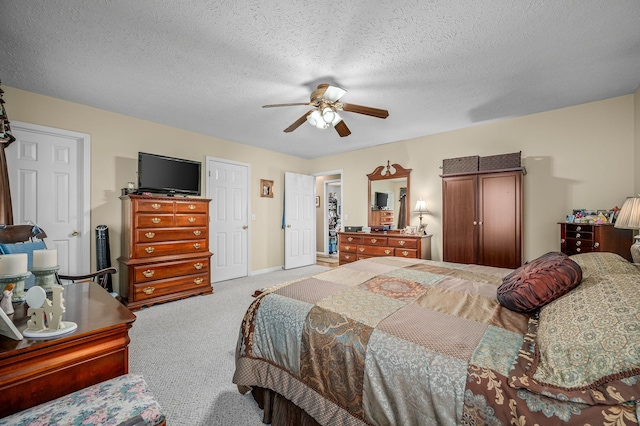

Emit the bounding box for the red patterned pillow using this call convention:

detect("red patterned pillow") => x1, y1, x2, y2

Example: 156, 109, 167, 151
497, 252, 582, 313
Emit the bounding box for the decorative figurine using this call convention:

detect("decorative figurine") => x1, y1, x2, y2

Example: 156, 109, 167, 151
0, 283, 14, 315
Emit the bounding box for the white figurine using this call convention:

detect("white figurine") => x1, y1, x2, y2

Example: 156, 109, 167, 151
0, 284, 14, 315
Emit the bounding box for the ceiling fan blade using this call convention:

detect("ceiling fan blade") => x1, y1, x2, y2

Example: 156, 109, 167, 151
263, 102, 313, 108
323, 85, 347, 102
340, 103, 389, 119
284, 111, 313, 133
334, 120, 351, 137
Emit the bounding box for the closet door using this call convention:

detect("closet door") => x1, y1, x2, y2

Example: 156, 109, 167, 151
478, 171, 522, 268
442, 175, 478, 264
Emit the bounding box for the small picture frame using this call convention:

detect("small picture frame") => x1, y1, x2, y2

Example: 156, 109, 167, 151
315, 196, 320, 207
260, 179, 274, 198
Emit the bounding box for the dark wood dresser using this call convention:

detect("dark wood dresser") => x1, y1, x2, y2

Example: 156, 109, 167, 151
559, 222, 633, 262
118, 194, 213, 310
338, 231, 431, 265
0, 282, 136, 417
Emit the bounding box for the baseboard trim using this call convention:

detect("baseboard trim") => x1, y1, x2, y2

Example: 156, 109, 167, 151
249, 265, 284, 276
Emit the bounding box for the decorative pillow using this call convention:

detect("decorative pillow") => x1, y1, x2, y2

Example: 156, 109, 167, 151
509, 261, 640, 405
496, 251, 582, 313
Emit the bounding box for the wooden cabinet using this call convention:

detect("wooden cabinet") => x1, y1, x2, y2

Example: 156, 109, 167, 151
0, 282, 136, 417
559, 222, 633, 261
118, 195, 213, 310
442, 170, 523, 268
370, 210, 395, 226
338, 232, 431, 265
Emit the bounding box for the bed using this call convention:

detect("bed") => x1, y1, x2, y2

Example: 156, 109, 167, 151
233, 252, 640, 425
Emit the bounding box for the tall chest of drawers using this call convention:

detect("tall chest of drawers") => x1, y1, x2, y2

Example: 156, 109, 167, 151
338, 232, 431, 265
118, 195, 213, 310
559, 222, 633, 262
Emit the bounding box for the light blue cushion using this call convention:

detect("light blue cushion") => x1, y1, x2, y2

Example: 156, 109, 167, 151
0, 241, 47, 288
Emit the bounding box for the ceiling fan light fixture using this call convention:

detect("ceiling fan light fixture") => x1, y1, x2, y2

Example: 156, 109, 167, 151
322, 107, 336, 124
331, 111, 343, 126
306, 110, 321, 127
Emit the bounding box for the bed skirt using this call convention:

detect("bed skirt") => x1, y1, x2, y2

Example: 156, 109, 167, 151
252, 387, 321, 426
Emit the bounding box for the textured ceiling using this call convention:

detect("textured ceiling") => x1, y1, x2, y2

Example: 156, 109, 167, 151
1, 1, 639, 159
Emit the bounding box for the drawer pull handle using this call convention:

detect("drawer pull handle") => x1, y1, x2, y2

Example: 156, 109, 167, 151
193, 230, 201, 236
345, 245, 351, 250
151, 217, 161, 224
194, 262, 204, 270
188, 217, 196, 223
399, 240, 406, 246
561, 238, 565, 244
142, 269, 155, 278
359, 247, 365, 252
576, 233, 581, 239
143, 286, 155, 295
384, 249, 391, 255
348, 237, 354, 242
145, 232, 155, 239
193, 243, 201, 249
576, 241, 581, 247
576, 248, 581, 252
188, 204, 196, 210
145, 247, 155, 253
594, 242, 599, 248
402, 251, 409, 256
194, 277, 204, 285
371, 238, 377, 243
151, 203, 161, 210
576, 226, 582, 231
345, 255, 351, 260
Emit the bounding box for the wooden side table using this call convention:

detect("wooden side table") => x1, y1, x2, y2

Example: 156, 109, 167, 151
0, 282, 136, 417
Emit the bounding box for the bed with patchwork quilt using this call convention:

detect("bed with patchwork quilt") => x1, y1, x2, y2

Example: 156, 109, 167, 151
233, 252, 640, 425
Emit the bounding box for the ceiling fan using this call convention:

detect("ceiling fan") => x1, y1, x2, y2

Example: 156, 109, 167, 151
262, 84, 389, 137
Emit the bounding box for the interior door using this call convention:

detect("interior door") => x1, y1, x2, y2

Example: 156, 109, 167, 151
442, 175, 478, 264
6, 122, 90, 275
478, 171, 522, 268
207, 158, 249, 282
284, 172, 316, 269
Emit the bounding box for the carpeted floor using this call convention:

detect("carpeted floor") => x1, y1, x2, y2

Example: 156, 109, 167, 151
128, 265, 329, 426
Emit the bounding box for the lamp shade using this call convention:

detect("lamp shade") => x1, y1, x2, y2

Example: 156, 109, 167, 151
615, 196, 640, 229
413, 199, 428, 213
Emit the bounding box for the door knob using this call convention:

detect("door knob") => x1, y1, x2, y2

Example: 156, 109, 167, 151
242, 225, 248, 229
287, 224, 291, 228
71, 230, 80, 236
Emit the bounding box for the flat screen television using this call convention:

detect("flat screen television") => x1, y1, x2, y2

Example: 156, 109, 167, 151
137, 152, 201, 196
375, 191, 389, 209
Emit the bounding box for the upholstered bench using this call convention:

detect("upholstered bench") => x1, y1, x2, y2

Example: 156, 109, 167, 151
0, 374, 165, 426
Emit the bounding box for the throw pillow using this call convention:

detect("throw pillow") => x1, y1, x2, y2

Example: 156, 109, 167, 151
496, 251, 582, 313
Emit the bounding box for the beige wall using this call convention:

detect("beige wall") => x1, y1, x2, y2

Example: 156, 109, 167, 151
635, 86, 640, 194
309, 95, 637, 262
4, 86, 308, 291
4, 87, 638, 279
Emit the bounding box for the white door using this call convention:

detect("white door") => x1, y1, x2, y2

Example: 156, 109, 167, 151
284, 172, 316, 269
6, 122, 91, 275
207, 157, 249, 282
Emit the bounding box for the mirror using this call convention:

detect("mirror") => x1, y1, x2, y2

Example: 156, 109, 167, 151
367, 161, 411, 229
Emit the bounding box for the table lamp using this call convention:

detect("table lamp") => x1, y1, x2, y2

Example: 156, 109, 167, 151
413, 199, 430, 235
614, 195, 640, 264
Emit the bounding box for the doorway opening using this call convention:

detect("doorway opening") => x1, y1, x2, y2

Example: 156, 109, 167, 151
313, 170, 342, 263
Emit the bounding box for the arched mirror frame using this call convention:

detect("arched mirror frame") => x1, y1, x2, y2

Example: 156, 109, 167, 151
367, 161, 412, 228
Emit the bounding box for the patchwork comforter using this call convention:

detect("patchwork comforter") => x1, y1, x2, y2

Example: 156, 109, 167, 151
233, 255, 640, 425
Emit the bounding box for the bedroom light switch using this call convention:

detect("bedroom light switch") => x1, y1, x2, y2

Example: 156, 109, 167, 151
252, 214, 256, 220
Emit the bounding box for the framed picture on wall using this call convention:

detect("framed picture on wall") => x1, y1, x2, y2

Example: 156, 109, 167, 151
260, 179, 274, 198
